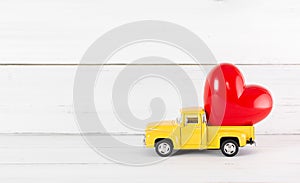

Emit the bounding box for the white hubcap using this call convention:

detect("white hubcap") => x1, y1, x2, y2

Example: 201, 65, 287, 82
224, 142, 236, 155
158, 142, 171, 155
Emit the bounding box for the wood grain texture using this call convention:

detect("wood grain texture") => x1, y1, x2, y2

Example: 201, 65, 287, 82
0, 0, 299, 135
0, 0, 300, 64
0, 65, 298, 134
0, 134, 298, 182
0, 1, 299, 182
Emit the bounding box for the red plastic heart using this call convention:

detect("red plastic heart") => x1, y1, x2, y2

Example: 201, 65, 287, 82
204, 63, 273, 126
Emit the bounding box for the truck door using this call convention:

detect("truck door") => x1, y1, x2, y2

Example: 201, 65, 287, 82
180, 113, 201, 148
201, 113, 208, 148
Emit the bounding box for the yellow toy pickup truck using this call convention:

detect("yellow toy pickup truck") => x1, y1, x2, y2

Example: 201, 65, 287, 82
144, 107, 255, 157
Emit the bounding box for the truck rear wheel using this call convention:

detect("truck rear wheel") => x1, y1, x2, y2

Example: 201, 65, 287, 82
155, 139, 173, 157
221, 140, 239, 157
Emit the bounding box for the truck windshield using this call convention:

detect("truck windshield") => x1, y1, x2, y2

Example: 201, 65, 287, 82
176, 114, 182, 124
202, 113, 207, 124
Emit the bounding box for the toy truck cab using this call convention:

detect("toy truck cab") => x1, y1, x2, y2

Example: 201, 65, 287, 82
144, 107, 255, 157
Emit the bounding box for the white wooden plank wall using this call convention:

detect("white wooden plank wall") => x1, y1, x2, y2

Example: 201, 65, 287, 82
0, 0, 299, 135
0, 1, 300, 183
0, 65, 298, 134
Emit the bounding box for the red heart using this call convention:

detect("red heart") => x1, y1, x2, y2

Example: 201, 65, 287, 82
204, 63, 273, 126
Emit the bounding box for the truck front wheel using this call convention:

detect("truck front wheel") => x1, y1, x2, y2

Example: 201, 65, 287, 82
221, 140, 239, 157
155, 139, 173, 157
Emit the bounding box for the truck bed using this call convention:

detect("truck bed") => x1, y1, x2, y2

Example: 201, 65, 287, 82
206, 126, 255, 149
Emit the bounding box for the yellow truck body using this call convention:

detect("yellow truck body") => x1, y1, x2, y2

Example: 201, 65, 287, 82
145, 107, 255, 157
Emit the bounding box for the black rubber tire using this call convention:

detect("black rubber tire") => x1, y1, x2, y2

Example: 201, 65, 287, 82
155, 139, 173, 157
221, 139, 239, 157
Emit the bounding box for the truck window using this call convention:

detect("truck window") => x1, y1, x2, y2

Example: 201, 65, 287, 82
186, 115, 198, 124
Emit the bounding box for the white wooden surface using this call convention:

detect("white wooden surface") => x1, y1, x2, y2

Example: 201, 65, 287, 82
0, 134, 298, 182
0, 0, 300, 182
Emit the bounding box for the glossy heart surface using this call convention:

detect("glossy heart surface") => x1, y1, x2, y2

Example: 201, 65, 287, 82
204, 63, 273, 126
